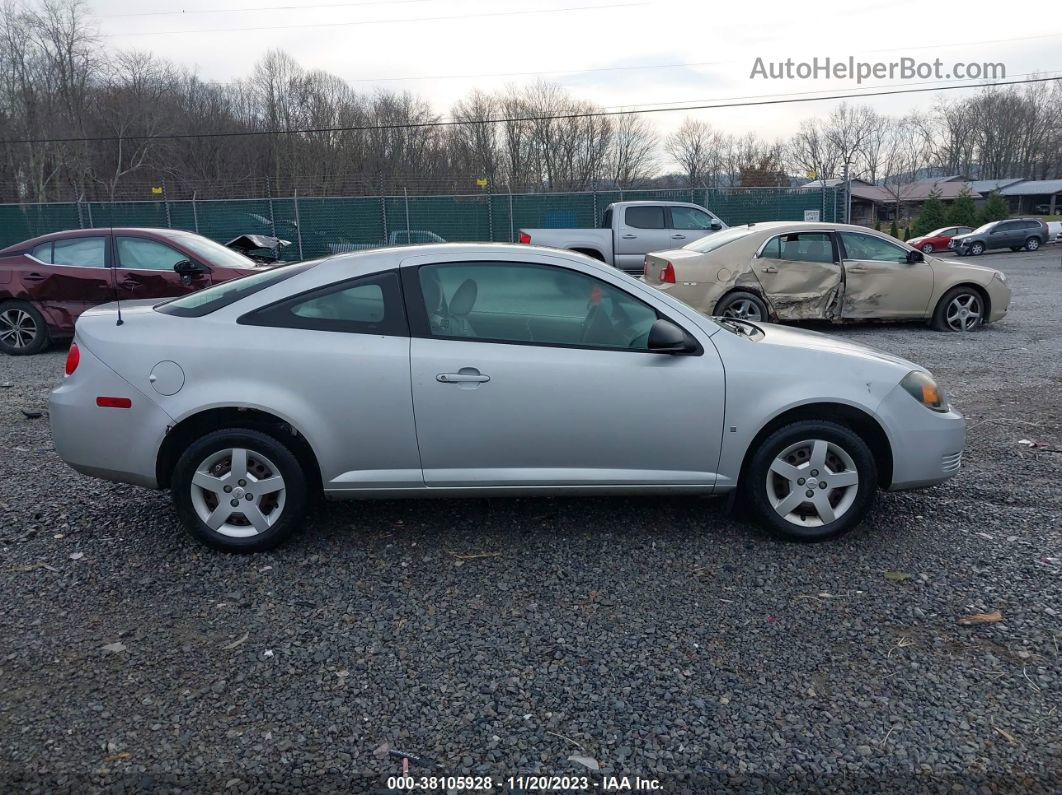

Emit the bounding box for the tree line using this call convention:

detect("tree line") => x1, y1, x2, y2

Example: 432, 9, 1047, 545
2, 0, 1060, 203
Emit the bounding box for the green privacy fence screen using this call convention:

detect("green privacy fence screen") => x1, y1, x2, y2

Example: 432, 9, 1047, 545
0, 187, 844, 259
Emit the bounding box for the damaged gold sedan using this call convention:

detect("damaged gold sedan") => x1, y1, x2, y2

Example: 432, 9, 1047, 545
642, 222, 1011, 332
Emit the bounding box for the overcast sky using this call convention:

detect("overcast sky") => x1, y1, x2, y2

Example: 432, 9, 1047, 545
93, 0, 1061, 138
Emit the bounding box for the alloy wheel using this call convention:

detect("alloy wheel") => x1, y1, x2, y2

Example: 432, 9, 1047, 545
1026, 238, 1039, 251
945, 293, 983, 331
722, 299, 763, 321
189, 448, 287, 537
766, 439, 859, 528
922, 243, 934, 254
0, 309, 37, 349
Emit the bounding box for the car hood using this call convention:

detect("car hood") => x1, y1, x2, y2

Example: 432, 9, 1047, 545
928, 256, 999, 282
949, 232, 980, 243
750, 321, 921, 372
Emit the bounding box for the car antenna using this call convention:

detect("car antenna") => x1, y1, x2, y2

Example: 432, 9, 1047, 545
109, 226, 124, 326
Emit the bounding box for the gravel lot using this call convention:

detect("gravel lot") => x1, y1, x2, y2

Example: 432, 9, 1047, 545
1, 248, 1059, 793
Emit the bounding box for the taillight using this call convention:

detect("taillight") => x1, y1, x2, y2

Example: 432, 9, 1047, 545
65, 343, 80, 376
517, 232, 531, 244
643, 257, 650, 277
659, 261, 676, 284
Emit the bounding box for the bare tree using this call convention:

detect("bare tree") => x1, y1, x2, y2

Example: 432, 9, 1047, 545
664, 118, 722, 187
607, 111, 656, 188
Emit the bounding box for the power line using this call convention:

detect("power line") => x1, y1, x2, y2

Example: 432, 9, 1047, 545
599, 71, 1062, 111
4, 75, 1059, 146
106, 0, 435, 18
101, 1, 647, 37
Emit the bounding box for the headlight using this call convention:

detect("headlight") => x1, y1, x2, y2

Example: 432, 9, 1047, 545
994, 271, 1006, 283
900, 371, 948, 412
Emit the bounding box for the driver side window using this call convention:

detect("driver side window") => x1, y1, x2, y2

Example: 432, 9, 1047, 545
417, 262, 659, 350
117, 237, 191, 271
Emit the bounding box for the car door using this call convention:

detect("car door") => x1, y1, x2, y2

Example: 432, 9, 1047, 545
20, 236, 114, 320
752, 231, 844, 320
114, 235, 211, 300
668, 206, 722, 248
613, 206, 673, 271
402, 251, 725, 489
987, 221, 1018, 249
838, 231, 933, 319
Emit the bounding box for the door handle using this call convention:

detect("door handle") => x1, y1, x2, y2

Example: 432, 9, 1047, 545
760, 266, 778, 273
848, 266, 868, 273
621, 234, 637, 239
437, 371, 490, 384
671, 234, 686, 239
23, 272, 46, 282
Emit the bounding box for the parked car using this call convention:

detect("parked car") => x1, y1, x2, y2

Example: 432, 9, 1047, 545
50, 243, 965, 552
517, 201, 726, 274
949, 218, 1050, 255
642, 222, 1010, 332
1045, 221, 1062, 242
0, 228, 266, 355
327, 230, 446, 255
1033, 203, 1058, 215
907, 225, 973, 254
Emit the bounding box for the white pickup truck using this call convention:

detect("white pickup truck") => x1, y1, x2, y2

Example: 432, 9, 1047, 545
517, 201, 726, 274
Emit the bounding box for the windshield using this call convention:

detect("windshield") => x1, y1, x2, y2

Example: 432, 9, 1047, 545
168, 231, 259, 269
971, 223, 995, 234
155, 260, 318, 317
683, 225, 753, 253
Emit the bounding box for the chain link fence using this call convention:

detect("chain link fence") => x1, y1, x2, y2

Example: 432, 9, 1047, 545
0, 186, 844, 258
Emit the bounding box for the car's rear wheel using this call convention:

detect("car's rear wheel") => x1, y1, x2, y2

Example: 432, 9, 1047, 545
714, 291, 768, 322
932, 286, 985, 332
742, 421, 876, 541
1024, 237, 1040, 251
0, 301, 50, 356
969, 242, 985, 255
921, 243, 934, 254
171, 428, 309, 553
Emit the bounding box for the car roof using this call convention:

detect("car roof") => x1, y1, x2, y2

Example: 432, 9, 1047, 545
0, 227, 199, 253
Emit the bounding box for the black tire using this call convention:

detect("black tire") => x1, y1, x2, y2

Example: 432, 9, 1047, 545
0, 301, 50, 355
1024, 237, 1040, 251
1009, 246, 1022, 252
714, 290, 769, 322
741, 420, 877, 542
969, 242, 985, 255
171, 427, 309, 553
931, 285, 985, 332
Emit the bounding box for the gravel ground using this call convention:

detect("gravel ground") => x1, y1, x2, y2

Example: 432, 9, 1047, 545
1, 248, 1059, 793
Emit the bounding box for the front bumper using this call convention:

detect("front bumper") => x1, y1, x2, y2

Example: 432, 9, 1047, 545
877, 383, 966, 491
985, 277, 1011, 323
49, 341, 172, 488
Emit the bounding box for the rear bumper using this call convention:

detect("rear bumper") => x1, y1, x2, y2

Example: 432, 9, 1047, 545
49, 341, 172, 488
878, 383, 966, 491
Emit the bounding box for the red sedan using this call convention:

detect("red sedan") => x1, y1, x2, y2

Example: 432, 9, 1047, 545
907, 225, 973, 254
0, 228, 269, 355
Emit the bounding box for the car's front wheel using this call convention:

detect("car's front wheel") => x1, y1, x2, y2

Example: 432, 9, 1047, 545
0, 301, 50, 356
742, 421, 877, 541
931, 286, 985, 332
969, 242, 985, 255
714, 291, 769, 322
1024, 237, 1040, 251
921, 243, 934, 254
171, 428, 309, 552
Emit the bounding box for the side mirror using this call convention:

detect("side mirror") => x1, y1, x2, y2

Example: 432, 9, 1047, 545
906, 250, 924, 264
710, 219, 723, 230
174, 259, 206, 276
647, 318, 697, 354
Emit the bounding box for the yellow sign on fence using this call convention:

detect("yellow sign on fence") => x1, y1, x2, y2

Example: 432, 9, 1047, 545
475, 178, 488, 188
151, 186, 163, 195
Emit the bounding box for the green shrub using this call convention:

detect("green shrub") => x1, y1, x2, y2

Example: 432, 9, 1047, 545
978, 191, 1010, 225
